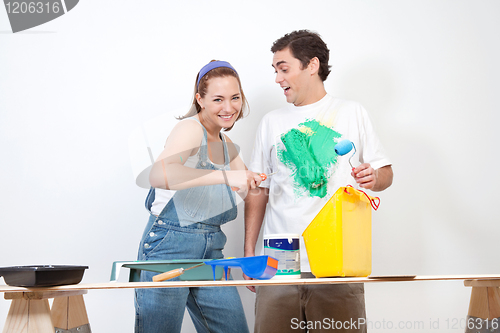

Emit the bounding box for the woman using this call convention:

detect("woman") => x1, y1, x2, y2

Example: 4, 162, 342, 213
135, 60, 261, 333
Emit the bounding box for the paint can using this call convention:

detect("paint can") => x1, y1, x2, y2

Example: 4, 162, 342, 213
264, 234, 300, 279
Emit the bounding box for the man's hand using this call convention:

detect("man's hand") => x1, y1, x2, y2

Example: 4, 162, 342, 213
243, 250, 257, 292
243, 272, 256, 293
352, 164, 393, 191
352, 163, 376, 189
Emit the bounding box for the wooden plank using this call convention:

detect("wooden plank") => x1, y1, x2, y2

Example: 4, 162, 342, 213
464, 279, 500, 287
27, 300, 54, 333
2, 299, 28, 333
2, 274, 500, 293
5, 290, 87, 300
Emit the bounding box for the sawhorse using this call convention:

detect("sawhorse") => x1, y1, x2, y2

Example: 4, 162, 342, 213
465, 279, 500, 333
2, 290, 90, 333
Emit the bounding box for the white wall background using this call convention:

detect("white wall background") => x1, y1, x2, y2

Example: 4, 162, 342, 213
1, 1, 499, 332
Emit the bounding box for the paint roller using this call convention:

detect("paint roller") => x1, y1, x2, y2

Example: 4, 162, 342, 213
152, 256, 278, 282
334, 139, 356, 170
152, 263, 205, 282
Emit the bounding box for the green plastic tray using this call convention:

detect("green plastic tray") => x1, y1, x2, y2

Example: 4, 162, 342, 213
110, 260, 224, 282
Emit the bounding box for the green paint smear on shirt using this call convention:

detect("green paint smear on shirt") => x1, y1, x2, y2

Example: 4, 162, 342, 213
278, 119, 341, 198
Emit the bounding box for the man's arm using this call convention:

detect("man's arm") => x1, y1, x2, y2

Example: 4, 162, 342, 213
352, 164, 393, 192
243, 187, 269, 292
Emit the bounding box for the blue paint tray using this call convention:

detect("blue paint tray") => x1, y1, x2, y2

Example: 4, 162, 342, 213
204, 256, 278, 280
110, 260, 223, 282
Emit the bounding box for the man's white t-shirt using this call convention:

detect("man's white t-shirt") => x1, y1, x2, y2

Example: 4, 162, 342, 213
248, 94, 391, 272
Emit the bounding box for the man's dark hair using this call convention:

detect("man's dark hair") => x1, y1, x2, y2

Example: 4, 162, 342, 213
271, 30, 331, 81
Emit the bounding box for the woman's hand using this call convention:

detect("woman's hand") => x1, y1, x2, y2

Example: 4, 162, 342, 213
226, 170, 262, 195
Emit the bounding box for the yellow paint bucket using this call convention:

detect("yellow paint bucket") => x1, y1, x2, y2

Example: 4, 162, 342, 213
302, 186, 380, 277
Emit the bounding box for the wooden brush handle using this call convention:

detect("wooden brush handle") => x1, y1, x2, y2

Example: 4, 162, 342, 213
152, 268, 184, 282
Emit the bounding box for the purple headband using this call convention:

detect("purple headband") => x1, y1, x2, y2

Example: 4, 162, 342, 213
196, 61, 237, 88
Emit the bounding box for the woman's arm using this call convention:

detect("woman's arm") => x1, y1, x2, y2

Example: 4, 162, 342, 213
224, 134, 262, 197
149, 121, 260, 191
149, 120, 212, 190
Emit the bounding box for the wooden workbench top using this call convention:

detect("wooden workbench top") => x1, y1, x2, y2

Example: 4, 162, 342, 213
1, 274, 500, 293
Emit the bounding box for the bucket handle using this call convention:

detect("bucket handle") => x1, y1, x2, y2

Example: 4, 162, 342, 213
345, 185, 380, 210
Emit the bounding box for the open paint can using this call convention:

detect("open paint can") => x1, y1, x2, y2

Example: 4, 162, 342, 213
264, 234, 300, 279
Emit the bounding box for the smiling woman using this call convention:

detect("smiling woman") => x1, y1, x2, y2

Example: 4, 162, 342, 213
180, 60, 249, 131
195, 76, 242, 133
148, 60, 259, 193
134, 60, 261, 333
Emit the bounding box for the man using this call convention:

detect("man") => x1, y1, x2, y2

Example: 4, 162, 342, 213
244, 30, 393, 333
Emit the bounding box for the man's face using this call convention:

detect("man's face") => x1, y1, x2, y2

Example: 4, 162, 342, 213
272, 48, 313, 107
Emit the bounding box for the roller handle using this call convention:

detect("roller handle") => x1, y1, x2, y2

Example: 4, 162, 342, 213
152, 268, 184, 282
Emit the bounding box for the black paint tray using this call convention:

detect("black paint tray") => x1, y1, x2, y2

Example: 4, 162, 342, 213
0, 265, 88, 287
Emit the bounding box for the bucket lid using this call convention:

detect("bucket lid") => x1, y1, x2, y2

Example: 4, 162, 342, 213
264, 233, 300, 239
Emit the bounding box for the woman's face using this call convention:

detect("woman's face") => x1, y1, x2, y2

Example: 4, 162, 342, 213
196, 76, 242, 130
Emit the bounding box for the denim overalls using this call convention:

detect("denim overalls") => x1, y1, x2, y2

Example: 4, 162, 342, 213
134, 118, 249, 333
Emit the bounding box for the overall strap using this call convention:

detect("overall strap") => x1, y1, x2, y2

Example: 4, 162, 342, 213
220, 134, 231, 167
188, 117, 209, 162
220, 133, 237, 209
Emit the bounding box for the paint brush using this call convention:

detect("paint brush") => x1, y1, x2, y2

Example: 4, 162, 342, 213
259, 171, 277, 181
230, 172, 278, 191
